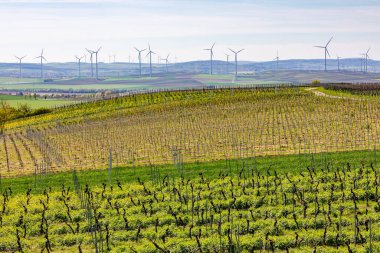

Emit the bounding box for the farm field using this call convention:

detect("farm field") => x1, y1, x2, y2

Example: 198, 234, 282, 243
0, 94, 77, 109
1, 86, 380, 252
2, 87, 380, 177
0, 83, 152, 92
0, 150, 380, 252
0, 77, 40, 84
1, 71, 379, 94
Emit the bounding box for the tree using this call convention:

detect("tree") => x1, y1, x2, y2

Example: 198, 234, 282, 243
0, 101, 14, 135
17, 103, 32, 117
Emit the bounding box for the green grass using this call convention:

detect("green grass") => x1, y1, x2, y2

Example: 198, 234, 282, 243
1, 149, 377, 196
0, 94, 77, 109
314, 87, 380, 100
194, 74, 234, 79
0, 83, 151, 91
0, 77, 40, 84
104, 77, 159, 81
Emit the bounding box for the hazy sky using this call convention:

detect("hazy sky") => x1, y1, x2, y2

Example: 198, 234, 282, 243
0, 0, 379, 63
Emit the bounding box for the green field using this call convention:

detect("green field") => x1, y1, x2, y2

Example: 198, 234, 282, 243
1, 150, 380, 252
0, 83, 152, 91
0, 94, 77, 109
1, 86, 380, 252
104, 77, 159, 82
0, 77, 41, 84
1, 149, 377, 195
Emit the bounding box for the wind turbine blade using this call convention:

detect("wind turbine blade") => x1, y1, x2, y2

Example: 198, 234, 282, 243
41, 49, 44, 56
314, 46, 324, 48
211, 42, 215, 49
167, 54, 170, 59
97, 47, 102, 52
229, 48, 236, 54
237, 49, 245, 54
42, 57, 47, 61
326, 49, 331, 58
367, 47, 371, 54
326, 36, 333, 47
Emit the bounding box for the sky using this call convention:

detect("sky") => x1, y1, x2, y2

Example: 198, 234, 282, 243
0, 0, 379, 63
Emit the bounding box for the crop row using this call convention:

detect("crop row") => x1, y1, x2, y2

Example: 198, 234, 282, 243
1, 162, 380, 252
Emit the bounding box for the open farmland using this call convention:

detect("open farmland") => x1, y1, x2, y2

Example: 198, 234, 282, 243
1, 87, 380, 252
1, 87, 380, 177
0, 151, 380, 252
0, 94, 77, 109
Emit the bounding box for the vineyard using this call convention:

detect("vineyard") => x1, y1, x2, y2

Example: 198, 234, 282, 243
1, 87, 380, 177
1, 87, 380, 252
1, 159, 380, 252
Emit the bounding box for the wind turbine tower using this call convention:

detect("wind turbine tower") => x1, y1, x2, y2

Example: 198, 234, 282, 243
35, 49, 47, 79
229, 48, 245, 81
93, 47, 102, 79
146, 44, 156, 78
75, 55, 85, 78
15, 55, 26, 78
225, 54, 230, 74
134, 47, 146, 77
314, 36, 333, 72
336, 55, 342, 71
86, 49, 95, 77
204, 43, 215, 75
164, 54, 170, 73
364, 48, 371, 73
274, 51, 280, 70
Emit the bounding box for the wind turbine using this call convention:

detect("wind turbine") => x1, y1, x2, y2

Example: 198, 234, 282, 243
75, 55, 84, 78
273, 51, 279, 70
314, 36, 333, 72
229, 48, 244, 81
35, 49, 47, 79
163, 54, 170, 73
146, 44, 156, 78
225, 54, 230, 74
204, 43, 215, 75
14, 55, 26, 78
86, 49, 95, 77
336, 55, 342, 71
93, 47, 102, 79
134, 47, 146, 77
363, 48, 370, 73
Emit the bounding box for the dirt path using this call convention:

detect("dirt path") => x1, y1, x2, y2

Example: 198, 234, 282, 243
305, 87, 361, 100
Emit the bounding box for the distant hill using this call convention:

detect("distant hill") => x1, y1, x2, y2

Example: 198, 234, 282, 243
0, 58, 378, 79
